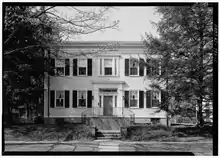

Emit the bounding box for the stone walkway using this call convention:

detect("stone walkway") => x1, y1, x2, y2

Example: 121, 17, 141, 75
4, 140, 213, 155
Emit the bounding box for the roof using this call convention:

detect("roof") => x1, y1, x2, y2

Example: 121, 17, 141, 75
59, 41, 145, 49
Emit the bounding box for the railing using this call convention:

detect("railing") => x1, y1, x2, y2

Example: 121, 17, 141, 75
81, 107, 135, 125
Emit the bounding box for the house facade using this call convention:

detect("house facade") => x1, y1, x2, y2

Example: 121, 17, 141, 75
44, 41, 167, 125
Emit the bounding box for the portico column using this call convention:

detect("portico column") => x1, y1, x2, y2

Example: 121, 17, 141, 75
93, 87, 99, 116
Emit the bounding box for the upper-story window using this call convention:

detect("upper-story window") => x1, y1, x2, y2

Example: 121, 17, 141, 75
55, 59, 65, 76
78, 59, 87, 76
129, 58, 139, 76
73, 58, 92, 76
99, 57, 118, 76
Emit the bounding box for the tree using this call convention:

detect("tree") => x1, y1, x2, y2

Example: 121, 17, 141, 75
3, 5, 119, 124
143, 3, 213, 126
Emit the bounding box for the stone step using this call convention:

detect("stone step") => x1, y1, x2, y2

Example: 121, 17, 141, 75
96, 136, 121, 140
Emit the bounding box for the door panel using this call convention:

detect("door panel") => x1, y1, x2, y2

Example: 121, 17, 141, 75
104, 96, 113, 116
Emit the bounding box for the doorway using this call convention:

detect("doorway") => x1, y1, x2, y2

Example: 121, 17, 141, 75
103, 96, 113, 116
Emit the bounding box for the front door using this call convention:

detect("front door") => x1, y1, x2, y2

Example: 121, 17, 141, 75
103, 96, 113, 116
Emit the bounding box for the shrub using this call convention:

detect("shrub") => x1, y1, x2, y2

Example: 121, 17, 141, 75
125, 124, 174, 141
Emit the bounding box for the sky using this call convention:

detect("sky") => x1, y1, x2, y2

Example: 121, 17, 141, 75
56, 7, 161, 41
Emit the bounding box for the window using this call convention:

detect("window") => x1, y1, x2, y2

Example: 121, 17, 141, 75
55, 59, 65, 76
130, 91, 138, 108
99, 95, 102, 107
130, 58, 139, 75
152, 91, 159, 107
104, 59, 113, 75
99, 57, 118, 76
78, 91, 87, 107
115, 96, 117, 107
56, 91, 64, 107
78, 59, 87, 76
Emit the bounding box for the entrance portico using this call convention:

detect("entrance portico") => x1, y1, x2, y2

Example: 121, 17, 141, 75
92, 80, 125, 116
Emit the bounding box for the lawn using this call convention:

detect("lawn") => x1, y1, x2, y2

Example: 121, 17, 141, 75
4, 124, 95, 141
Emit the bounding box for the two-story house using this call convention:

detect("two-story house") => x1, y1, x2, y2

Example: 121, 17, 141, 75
44, 41, 167, 126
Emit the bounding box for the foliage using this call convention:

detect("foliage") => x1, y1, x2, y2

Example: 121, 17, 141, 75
3, 5, 119, 124
143, 3, 213, 126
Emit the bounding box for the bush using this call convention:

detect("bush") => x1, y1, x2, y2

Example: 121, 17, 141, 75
125, 124, 174, 141
34, 116, 44, 124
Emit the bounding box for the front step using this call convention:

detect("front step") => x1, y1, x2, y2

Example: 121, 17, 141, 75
96, 130, 121, 140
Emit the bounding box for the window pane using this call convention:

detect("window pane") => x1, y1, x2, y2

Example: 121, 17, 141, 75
115, 96, 117, 107
56, 99, 63, 107
99, 96, 102, 107
56, 91, 64, 99
100, 59, 102, 75
78, 59, 87, 67
130, 59, 138, 67
130, 68, 138, 75
79, 67, 86, 75
79, 99, 86, 107
152, 91, 159, 107
56, 67, 64, 76
104, 59, 112, 67
152, 91, 159, 100
105, 68, 112, 75
130, 91, 138, 98
78, 91, 86, 107
130, 100, 137, 107
55, 59, 64, 67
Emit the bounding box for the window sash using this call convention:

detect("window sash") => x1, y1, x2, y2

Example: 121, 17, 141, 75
55, 91, 65, 107
129, 91, 138, 108
55, 67, 65, 76
129, 59, 139, 76
78, 91, 87, 107
99, 57, 118, 76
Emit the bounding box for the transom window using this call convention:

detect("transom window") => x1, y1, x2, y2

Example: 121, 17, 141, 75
55, 59, 65, 76
78, 59, 87, 76
152, 91, 159, 107
130, 58, 139, 76
56, 91, 64, 107
78, 91, 87, 107
130, 91, 138, 108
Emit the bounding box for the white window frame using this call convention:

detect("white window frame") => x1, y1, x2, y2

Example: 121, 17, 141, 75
129, 90, 139, 108
152, 91, 160, 108
55, 59, 65, 76
99, 57, 119, 76
78, 58, 87, 76
77, 90, 87, 108
129, 58, 139, 76
55, 90, 65, 108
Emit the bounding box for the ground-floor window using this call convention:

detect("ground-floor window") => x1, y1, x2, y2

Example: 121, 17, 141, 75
130, 90, 138, 108
152, 91, 160, 107
56, 91, 64, 107
78, 91, 87, 107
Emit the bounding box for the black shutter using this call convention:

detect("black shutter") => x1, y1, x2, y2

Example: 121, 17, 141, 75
125, 59, 129, 76
87, 90, 92, 108
50, 59, 55, 76
73, 59, 77, 76
146, 90, 152, 108
139, 58, 144, 76
124, 91, 129, 108
72, 90, 77, 108
65, 59, 70, 76
139, 91, 144, 108
50, 90, 55, 108
65, 90, 70, 108
87, 59, 92, 76
153, 59, 159, 76
146, 58, 151, 76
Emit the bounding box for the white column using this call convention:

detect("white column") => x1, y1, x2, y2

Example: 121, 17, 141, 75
117, 86, 123, 116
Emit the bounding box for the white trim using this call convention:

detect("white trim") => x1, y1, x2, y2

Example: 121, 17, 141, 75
129, 90, 139, 108
98, 57, 119, 77
55, 90, 65, 108
77, 90, 87, 108
77, 58, 88, 76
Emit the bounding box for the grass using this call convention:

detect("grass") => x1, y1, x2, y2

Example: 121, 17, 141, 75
122, 124, 212, 142
4, 124, 95, 141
